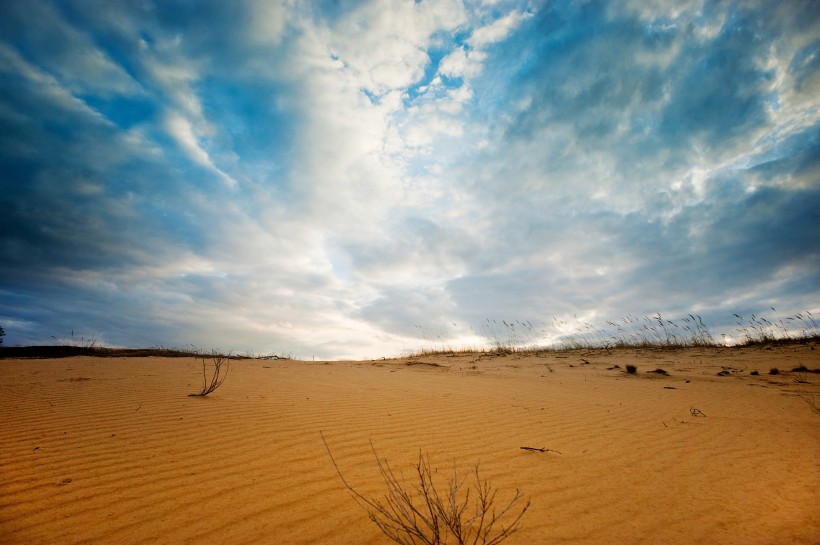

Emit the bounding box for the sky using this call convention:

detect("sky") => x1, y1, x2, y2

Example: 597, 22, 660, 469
1, 0, 819, 359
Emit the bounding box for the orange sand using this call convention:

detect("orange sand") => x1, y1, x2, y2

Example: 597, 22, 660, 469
1, 345, 818, 544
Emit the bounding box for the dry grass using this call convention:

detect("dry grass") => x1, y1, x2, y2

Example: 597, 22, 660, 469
802, 395, 820, 415
407, 309, 820, 357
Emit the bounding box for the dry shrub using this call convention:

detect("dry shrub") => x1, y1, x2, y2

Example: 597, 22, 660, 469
188, 350, 230, 396
321, 433, 530, 545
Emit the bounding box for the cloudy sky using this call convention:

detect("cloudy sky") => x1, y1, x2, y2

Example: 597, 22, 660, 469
1, 0, 819, 358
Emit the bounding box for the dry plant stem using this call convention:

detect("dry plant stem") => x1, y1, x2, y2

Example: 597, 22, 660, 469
189, 351, 230, 397
320, 432, 530, 545
793, 373, 809, 384
802, 396, 820, 415
520, 447, 561, 454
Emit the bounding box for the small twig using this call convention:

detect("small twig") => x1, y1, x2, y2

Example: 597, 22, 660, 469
135, 402, 142, 412
690, 407, 707, 417
520, 446, 562, 454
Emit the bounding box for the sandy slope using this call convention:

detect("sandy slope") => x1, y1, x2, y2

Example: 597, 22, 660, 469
1, 344, 818, 544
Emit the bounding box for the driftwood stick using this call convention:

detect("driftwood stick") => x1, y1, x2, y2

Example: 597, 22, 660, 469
520, 446, 562, 454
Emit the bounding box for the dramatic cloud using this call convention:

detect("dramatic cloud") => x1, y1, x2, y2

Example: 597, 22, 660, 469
1, 0, 818, 358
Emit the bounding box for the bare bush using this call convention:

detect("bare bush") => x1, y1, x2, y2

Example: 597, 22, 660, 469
321, 432, 530, 545
188, 351, 230, 397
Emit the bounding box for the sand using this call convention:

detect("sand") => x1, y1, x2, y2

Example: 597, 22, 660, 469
1, 344, 818, 544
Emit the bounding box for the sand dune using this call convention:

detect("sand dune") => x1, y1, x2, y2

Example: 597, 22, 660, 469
1, 344, 818, 544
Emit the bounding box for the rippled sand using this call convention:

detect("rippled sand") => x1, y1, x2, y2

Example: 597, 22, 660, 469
1, 344, 818, 544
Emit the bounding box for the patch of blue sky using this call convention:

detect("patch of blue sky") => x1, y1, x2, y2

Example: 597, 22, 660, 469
403, 69, 438, 103
313, 0, 372, 24
51, 0, 142, 73
462, 15, 576, 124
361, 87, 380, 105
196, 78, 296, 169
80, 94, 157, 130
134, 193, 212, 250
405, 30, 470, 103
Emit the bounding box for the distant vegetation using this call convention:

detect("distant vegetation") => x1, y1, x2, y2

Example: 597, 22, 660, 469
0, 344, 290, 360
410, 309, 820, 355
0, 308, 817, 360
0, 345, 209, 359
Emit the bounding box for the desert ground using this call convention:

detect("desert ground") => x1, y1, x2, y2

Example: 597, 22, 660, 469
1, 344, 818, 544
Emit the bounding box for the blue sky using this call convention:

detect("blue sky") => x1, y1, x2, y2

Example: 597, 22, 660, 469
1, 0, 819, 358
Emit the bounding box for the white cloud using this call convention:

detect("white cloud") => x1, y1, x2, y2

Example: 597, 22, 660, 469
247, 0, 289, 45
468, 9, 531, 48
318, 0, 466, 95
164, 111, 237, 188
164, 113, 210, 166
4, 0, 818, 359
268, 5, 470, 239
617, 0, 707, 22
439, 8, 531, 80
439, 47, 481, 78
